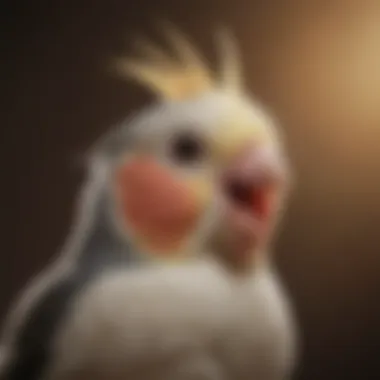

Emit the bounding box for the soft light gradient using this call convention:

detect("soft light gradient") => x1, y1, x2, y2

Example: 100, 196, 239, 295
2, 1, 380, 379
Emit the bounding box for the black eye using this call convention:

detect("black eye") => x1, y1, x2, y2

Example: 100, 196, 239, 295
170, 133, 205, 164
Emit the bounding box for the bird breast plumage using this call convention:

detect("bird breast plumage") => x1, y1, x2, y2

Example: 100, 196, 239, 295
45, 259, 297, 380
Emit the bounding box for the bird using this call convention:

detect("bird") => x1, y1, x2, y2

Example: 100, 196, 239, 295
0, 25, 298, 380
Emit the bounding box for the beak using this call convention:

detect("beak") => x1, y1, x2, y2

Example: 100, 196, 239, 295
222, 144, 286, 218
213, 143, 287, 272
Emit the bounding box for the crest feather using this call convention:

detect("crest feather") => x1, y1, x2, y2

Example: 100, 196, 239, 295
114, 25, 243, 100
217, 29, 242, 93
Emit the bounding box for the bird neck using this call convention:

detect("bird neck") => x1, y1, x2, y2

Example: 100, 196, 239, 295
66, 184, 137, 273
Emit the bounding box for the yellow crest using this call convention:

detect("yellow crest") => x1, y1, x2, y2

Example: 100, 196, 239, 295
114, 25, 243, 101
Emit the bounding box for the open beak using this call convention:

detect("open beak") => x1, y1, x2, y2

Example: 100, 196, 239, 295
223, 144, 285, 221
215, 144, 287, 271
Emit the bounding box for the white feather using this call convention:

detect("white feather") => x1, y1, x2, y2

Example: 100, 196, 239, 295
44, 259, 297, 380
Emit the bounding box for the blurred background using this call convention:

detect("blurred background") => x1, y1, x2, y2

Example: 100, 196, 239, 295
1, 1, 380, 379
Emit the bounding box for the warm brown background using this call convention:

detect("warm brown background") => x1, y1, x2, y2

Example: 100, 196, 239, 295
2, 1, 380, 379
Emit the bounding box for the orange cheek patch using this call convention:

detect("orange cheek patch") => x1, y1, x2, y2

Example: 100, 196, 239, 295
115, 157, 201, 253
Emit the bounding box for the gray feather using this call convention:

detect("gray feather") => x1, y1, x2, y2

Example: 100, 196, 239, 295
0, 125, 141, 380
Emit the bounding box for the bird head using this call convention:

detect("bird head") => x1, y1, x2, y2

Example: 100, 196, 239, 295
95, 27, 291, 273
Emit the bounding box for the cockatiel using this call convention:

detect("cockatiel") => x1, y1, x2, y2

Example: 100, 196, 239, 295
0, 27, 298, 380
